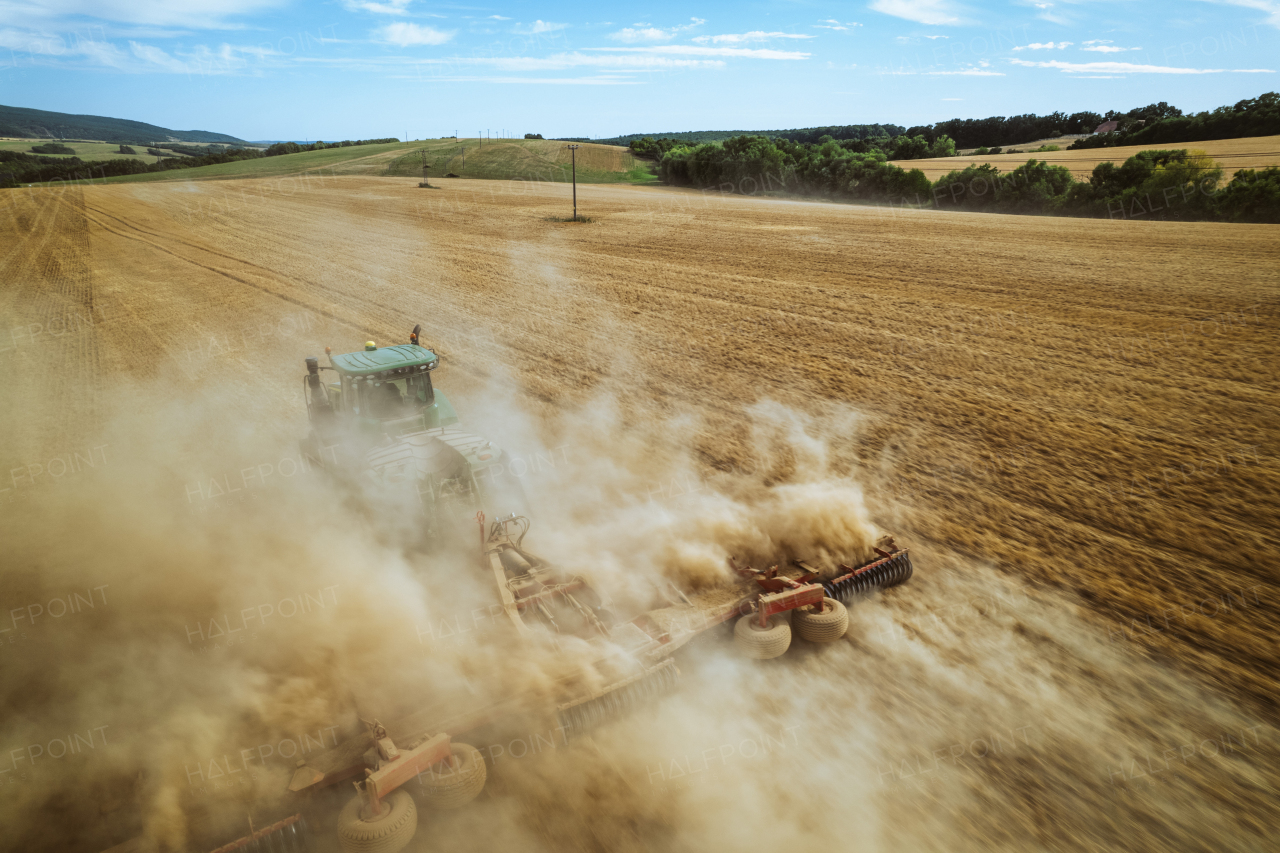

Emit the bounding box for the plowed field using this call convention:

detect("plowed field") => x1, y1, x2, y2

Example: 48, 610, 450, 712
1, 177, 1277, 853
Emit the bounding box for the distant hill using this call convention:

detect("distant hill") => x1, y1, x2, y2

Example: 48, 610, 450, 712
0, 104, 245, 145
93, 138, 652, 187
567, 125, 906, 146
558, 131, 762, 145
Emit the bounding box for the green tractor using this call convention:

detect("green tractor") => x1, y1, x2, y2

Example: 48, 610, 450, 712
300, 324, 455, 459
300, 325, 530, 536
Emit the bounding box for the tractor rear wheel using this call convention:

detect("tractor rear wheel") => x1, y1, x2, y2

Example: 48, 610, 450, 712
734, 613, 791, 659
418, 742, 487, 809
336, 789, 417, 853
793, 597, 849, 643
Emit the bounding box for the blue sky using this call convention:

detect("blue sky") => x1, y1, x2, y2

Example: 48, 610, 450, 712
1, 1, 1276, 140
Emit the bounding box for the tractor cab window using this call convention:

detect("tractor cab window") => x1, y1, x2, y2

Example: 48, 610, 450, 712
406, 372, 434, 406
358, 373, 435, 419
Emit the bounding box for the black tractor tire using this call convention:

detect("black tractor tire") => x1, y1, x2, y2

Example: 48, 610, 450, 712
734, 613, 792, 659
418, 742, 487, 809
336, 789, 417, 853
793, 597, 849, 643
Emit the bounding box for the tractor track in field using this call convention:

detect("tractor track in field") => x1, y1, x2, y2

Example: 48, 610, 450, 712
1, 189, 102, 456
82, 203, 369, 335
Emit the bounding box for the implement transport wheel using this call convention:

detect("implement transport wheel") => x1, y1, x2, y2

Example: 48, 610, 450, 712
734, 613, 792, 659
336, 789, 417, 853
794, 597, 849, 643
419, 742, 487, 809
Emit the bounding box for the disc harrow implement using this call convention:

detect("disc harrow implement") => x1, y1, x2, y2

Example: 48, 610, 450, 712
822, 550, 914, 603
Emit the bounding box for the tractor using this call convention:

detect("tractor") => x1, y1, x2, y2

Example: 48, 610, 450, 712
203, 325, 916, 853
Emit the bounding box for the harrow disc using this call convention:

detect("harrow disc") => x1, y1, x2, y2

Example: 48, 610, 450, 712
556, 659, 681, 737
822, 552, 914, 604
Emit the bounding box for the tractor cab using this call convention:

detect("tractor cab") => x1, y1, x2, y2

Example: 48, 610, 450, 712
303, 326, 458, 449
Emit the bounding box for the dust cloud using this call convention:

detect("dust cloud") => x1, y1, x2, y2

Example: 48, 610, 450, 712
0, 345, 1274, 853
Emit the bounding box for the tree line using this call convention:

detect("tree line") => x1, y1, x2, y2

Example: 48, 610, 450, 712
0, 137, 400, 187
634, 132, 956, 162
1069, 93, 1279, 150
0, 148, 265, 188
263, 138, 398, 156
627, 92, 1277, 156
656, 136, 1279, 223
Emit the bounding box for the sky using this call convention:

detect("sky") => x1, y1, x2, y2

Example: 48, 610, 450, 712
0, 1, 1276, 141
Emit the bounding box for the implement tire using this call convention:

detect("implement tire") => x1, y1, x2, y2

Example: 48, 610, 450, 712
734, 613, 791, 660
419, 742, 487, 809
336, 789, 417, 853
794, 597, 849, 643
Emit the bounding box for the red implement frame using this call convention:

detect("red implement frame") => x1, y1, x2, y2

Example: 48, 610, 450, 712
360, 732, 454, 817
728, 557, 828, 626
824, 545, 902, 588
756, 584, 824, 627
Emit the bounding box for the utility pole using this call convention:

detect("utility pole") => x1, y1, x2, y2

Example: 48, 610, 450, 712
418, 149, 431, 187
566, 144, 580, 221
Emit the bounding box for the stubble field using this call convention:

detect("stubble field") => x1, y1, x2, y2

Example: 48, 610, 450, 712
892, 132, 1280, 180
0, 176, 1277, 853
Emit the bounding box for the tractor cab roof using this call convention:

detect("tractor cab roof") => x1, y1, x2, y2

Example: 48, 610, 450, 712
330, 344, 439, 378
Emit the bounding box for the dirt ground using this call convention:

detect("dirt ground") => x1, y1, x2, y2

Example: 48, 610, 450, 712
0, 177, 1277, 853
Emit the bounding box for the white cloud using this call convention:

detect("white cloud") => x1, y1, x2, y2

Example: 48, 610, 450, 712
488, 15, 511, 21
123, 40, 282, 73
928, 68, 1004, 75
869, 0, 961, 26
813, 19, 862, 30
924, 34, 948, 39
343, 0, 411, 14
1012, 42, 1073, 50
610, 27, 674, 42
608, 17, 704, 42
514, 20, 567, 34
29, 0, 286, 29
1082, 45, 1140, 52
130, 40, 195, 71
487, 52, 722, 70
588, 45, 810, 59
884, 64, 1002, 76
1197, 0, 1280, 29
1082, 39, 1111, 45
379, 22, 454, 45
423, 76, 640, 84
693, 31, 814, 44
1012, 58, 1275, 73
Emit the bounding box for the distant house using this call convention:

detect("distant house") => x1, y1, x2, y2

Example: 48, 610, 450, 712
1094, 120, 1120, 134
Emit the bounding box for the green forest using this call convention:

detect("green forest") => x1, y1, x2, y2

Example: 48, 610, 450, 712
622, 92, 1280, 155
0, 103, 244, 144
657, 137, 1279, 223
1068, 93, 1280, 149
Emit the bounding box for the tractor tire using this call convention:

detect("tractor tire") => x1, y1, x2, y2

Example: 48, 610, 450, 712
336, 789, 417, 853
734, 613, 792, 660
418, 743, 487, 809
793, 597, 849, 643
